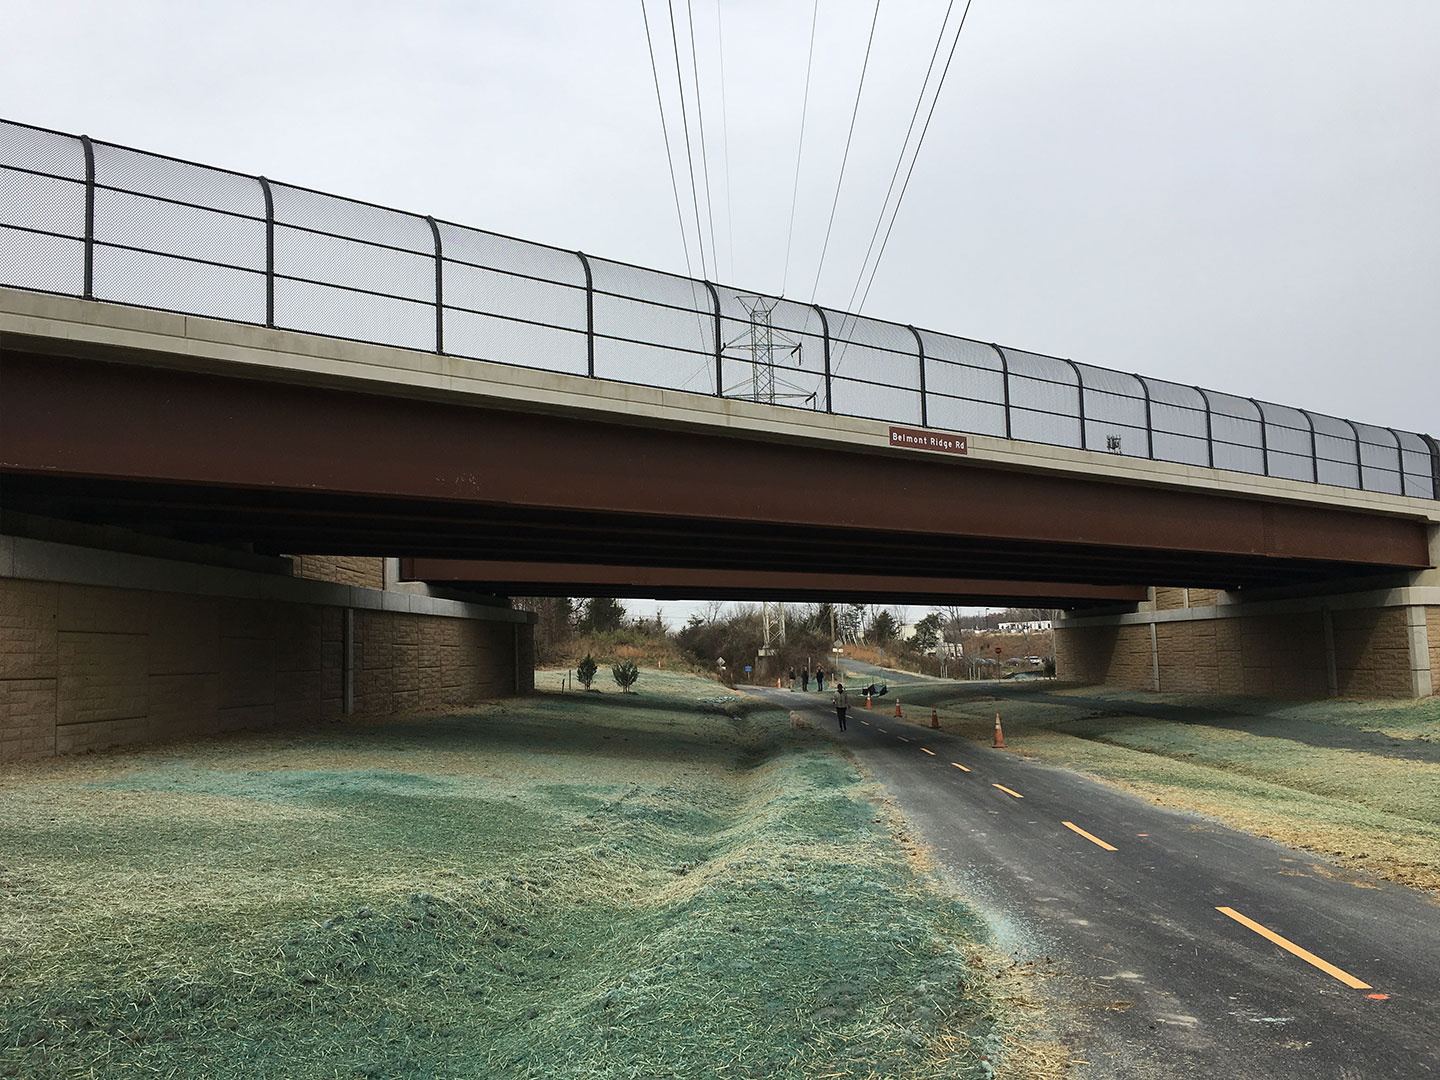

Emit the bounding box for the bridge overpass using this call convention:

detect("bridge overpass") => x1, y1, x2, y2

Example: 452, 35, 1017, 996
1, 119, 1437, 759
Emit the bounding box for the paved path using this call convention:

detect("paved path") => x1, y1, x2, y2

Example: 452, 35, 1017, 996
751, 681, 1440, 1079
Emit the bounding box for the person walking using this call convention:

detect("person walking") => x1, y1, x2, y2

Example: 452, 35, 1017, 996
787, 667, 797, 692
801, 665, 810, 692
815, 666, 825, 692
832, 683, 849, 731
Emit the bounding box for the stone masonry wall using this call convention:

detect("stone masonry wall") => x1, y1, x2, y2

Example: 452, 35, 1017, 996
1053, 623, 1153, 690
1058, 604, 1412, 699
0, 578, 531, 763
290, 556, 386, 591
1430, 607, 1440, 688
1331, 606, 1413, 698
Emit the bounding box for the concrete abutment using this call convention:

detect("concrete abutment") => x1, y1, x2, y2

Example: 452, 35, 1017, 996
1056, 580, 1438, 700
0, 536, 534, 763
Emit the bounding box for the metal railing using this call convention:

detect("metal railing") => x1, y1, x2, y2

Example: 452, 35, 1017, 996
2, 117, 1436, 501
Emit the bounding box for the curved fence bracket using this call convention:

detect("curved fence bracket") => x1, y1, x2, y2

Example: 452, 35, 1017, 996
79, 134, 95, 300
258, 176, 275, 328
1298, 408, 1319, 483
908, 325, 927, 428
991, 344, 1012, 439
1063, 359, 1087, 450
1423, 434, 1440, 501
704, 281, 723, 396
1384, 427, 1407, 494
425, 215, 443, 354
1136, 374, 1155, 459
1249, 397, 1270, 476
1194, 386, 1214, 468
1343, 417, 1364, 490
813, 304, 833, 413
575, 251, 595, 378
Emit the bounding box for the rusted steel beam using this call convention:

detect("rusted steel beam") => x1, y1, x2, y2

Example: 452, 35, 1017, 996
0, 351, 1429, 574
398, 558, 1150, 607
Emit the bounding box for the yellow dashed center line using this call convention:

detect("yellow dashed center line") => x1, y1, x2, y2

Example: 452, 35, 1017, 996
861, 720, 870, 726
951, 761, 971, 772
877, 727, 887, 733
992, 784, 1024, 799
1216, 906, 1372, 989
897, 736, 909, 743
920, 747, 935, 756
1062, 821, 1117, 851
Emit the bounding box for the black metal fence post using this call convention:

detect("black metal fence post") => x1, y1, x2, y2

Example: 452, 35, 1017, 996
576, 251, 594, 378
425, 216, 443, 353
1063, 359, 1087, 450
1423, 434, 1440, 501
1137, 375, 1155, 459
1299, 408, 1319, 483
704, 281, 722, 396
1250, 398, 1270, 476
1194, 387, 1215, 468
1345, 418, 1364, 490
1385, 427, 1406, 495
992, 344, 1012, 439
79, 134, 94, 300
258, 176, 275, 328
814, 305, 832, 413
909, 326, 927, 428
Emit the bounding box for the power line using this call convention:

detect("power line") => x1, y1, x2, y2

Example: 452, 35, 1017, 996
781, 0, 820, 297
686, 0, 721, 282
850, 0, 974, 323
640, 0, 698, 283
715, 0, 735, 282
666, 0, 710, 280
807, 0, 882, 306
839, 0, 956, 320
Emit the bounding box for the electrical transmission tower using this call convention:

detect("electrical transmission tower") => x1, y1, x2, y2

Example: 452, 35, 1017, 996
723, 296, 810, 663
722, 296, 814, 407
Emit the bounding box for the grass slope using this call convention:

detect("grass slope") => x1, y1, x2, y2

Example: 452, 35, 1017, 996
0, 670, 1030, 1079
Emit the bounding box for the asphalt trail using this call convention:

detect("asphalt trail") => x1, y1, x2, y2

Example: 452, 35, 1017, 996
752, 683, 1440, 1079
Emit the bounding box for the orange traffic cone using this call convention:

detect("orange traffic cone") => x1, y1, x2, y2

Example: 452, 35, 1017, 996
865, 692, 872, 709
930, 708, 940, 729
776, 677, 782, 688
993, 712, 1005, 748
894, 698, 902, 718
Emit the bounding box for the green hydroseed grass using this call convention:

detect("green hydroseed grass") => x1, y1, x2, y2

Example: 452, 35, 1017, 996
0, 670, 1018, 1079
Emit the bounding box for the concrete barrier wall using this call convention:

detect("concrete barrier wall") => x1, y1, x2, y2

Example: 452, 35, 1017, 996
1056, 594, 1437, 700
0, 540, 534, 763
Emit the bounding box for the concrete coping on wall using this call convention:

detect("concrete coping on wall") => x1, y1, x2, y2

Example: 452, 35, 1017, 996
1060, 585, 1440, 628
0, 533, 534, 624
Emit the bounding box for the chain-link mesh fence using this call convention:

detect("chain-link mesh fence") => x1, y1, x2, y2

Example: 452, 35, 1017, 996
2, 117, 1436, 500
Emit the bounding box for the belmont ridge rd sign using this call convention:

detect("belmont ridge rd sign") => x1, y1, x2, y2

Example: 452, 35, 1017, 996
888, 426, 968, 455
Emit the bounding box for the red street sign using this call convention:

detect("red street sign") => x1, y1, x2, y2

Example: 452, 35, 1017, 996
888, 425, 968, 455
995, 647, 1002, 655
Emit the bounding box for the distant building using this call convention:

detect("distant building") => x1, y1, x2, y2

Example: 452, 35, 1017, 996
997, 620, 1052, 633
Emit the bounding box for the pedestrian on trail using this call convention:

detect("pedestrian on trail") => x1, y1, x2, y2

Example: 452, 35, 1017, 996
801, 665, 810, 692
815, 666, 825, 692
832, 683, 849, 731
788, 667, 797, 692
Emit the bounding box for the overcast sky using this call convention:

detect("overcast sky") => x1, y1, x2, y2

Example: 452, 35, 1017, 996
4, 1, 1436, 625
